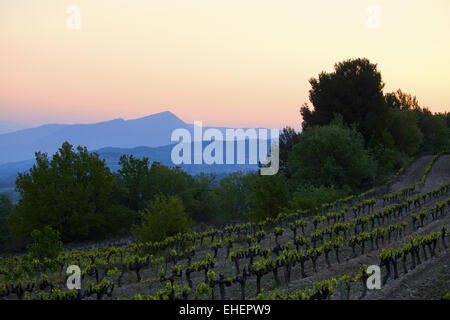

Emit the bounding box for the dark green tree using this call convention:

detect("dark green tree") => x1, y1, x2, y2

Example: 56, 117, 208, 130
385, 89, 449, 153
415, 109, 448, 154
386, 108, 423, 156
246, 174, 289, 222
0, 194, 13, 251
8, 142, 133, 242
180, 173, 218, 222
148, 162, 192, 197
367, 128, 402, 183
288, 116, 375, 191
279, 126, 301, 178
116, 155, 152, 211
212, 171, 256, 221
300, 58, 388, 142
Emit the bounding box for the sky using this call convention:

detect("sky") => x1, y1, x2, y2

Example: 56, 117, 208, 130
0, 0, 449, 130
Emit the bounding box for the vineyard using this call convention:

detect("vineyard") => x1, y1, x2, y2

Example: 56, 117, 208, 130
1, 153, 449, 300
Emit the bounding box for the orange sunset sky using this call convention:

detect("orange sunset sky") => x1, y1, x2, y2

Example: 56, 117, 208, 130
0, 0, 449, 129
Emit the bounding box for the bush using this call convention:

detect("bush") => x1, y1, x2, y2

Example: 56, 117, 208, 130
28, 226, 63, 261
132, 195, 192, 242
289, 185, 346, 211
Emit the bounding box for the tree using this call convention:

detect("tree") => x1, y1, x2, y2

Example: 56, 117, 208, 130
386, 108, 423, 156
288, 116, 375, 191
0, 194, 12, 251
415, 109, 448, 154
279, 127, 301, 178
246, 174, 289, 222
367, 128, 402, 183
148, 162, 192, 197
212, 171, 256, 221
436, 111, 450, 150
116, 155, 152, 211
146, 162, 216, 222
116, 157, 234, 223
8, 142, 132, 242
180, 173, 218, 223
132, 194, 192, 242
116, 157, 211, 221
385, 89, 449, 154
385, 89, 420, 111
439, 111, 450, 129
300, 58, 388, 142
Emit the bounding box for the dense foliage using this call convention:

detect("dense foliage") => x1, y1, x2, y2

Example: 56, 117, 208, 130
28, 226, 63, 261
289, 58, 449, 190
300, 58, 388, 141
132, 195, 192, 242
0, 195, 13, 252
8, 142, 135, 242
288, 116, 375, 191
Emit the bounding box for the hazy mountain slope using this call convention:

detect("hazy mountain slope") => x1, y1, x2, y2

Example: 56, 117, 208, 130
0, 111, 274, 164
0, 121, 32, 134
0, 111, 190, 163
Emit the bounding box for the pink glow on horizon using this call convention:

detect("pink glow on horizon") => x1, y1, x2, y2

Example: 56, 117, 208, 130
1, 0, 449, 129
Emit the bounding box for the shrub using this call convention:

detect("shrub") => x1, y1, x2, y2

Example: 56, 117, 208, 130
290, 185, 346, 211
28, 226, 64, 261
132, 195, 192, 242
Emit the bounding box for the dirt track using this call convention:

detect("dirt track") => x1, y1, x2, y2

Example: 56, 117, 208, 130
422, 154, 450, 192
389, 155, 432, 193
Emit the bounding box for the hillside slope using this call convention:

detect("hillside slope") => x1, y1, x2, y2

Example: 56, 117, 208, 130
1, 153, 448, 300
389, 155, 433, 193
422, 154, 450, 192
367, 154, 450, 299
111, 153, 450, 300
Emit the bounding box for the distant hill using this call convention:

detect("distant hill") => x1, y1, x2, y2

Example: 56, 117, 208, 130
97, 140, 263, 175
0, 111, 274, 164
0, 111, 276, 203
0, 121, 31, 134
0, 111, 190, 163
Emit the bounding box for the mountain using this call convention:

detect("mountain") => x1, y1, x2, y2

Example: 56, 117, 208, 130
0, 111, 275, 164
0, 111, 190, 164
97, 140, 263, 175
0, 111, 278, 198
0, 121, 31, 134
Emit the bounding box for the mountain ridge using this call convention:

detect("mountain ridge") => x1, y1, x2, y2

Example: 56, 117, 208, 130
0, 111, 276, 164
